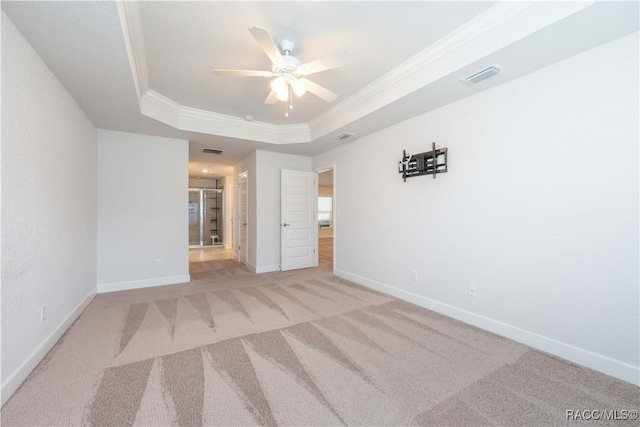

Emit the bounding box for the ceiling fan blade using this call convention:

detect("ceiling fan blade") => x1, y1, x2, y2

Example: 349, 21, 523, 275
264, 90, 278, 104
214, 69, 274, 77
248, 26, 284, 65
298, 52, 351, 75
299, 78, 338, 102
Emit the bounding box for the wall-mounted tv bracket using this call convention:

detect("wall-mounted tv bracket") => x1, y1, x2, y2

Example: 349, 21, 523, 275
398, 142, 448, 182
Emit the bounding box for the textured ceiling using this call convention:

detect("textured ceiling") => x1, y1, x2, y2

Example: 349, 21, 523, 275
2, 1, 638, 179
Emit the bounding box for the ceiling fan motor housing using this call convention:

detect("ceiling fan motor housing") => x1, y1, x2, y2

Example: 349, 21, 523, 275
280, 39, 295, 55
272, 55, 301, 76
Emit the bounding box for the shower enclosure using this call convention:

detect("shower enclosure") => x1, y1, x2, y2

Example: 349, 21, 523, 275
188, 189, 223, 247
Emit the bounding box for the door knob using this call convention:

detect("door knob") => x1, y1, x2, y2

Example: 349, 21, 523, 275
282, 223, 290, 227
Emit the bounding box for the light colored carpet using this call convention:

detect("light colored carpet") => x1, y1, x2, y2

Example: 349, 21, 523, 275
2, 259, 638, 426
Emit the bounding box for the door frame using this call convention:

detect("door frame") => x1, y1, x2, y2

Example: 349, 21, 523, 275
189, 188, 225, 248
315, 164, 336, 273
188, 188, 204, 248
238, 171, 248, 265
280, 169, 319, 271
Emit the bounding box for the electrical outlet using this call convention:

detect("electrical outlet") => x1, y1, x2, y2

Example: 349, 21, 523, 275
41, 305, 47, 322
155, 259, 162, 268
468, 283, 477, 297
411, 270, 418, 281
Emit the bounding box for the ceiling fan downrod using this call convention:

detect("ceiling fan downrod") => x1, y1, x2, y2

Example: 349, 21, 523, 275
280, 40, 295, 57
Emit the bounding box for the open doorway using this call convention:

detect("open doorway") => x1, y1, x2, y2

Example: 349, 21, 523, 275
317, 167, 335, 270
238, 171, 248, 266
188, 178, 234, 264
189, 188, 224, 247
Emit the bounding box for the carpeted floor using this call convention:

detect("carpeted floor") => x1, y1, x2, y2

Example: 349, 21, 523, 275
2, 259, 638, 426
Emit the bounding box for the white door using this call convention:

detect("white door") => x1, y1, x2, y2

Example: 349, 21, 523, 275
239, 172, 248, 265
281, 170, 318, 271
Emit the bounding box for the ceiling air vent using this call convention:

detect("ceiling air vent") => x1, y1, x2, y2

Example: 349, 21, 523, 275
336, 132, 354, 140
202, 148, 223, 155
460, 65, 504, 86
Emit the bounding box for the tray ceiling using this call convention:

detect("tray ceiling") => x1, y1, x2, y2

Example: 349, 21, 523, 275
2, 1, 638, 178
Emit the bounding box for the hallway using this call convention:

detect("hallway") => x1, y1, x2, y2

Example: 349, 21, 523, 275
189, 246, 234, 263
190, 240, 332, 272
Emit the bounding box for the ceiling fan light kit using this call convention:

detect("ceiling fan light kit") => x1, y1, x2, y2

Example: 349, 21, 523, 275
270, 77, 288, 97
291, 79, 306, 97
214, 27, 348, 117
276, 88, 289, 102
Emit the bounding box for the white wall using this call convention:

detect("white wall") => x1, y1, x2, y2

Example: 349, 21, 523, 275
233, 150, 312, 272
1, 12, 97, 404
97, 130, 189, 292
313, 33, 639, 385
255, 151, 312, 272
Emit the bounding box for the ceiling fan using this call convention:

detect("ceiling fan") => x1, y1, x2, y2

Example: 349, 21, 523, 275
214, 27, 350, 113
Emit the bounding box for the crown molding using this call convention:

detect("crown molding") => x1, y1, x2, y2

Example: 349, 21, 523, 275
140, 89, 180, 127
141, 90, 311, 144
308, 0, 593, 140
116, 0, 148, 106
119, 0, 593, 145
308, 1, 531, 133
118, 0, 310, 145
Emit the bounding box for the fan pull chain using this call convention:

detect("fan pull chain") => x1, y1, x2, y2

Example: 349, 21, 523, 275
285, 85, 293, 117
289, 85, 294, 110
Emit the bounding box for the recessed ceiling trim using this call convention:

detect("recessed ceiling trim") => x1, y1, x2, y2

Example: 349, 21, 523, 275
308, 1, 531, 132
140, 89, 180, 127
116, 0, 148, 106
141, 90, 311, 144
308, 0, 594, 140
121, 0, 594, 145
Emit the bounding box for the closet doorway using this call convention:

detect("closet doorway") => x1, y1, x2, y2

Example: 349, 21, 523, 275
188, 188, 224, 247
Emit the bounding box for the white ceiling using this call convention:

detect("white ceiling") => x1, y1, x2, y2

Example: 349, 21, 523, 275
2, 1, 638, 179
140, 1, 493, 125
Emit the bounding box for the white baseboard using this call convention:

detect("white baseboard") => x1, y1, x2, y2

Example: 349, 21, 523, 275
1, 287, 97, 406
98, 274, 191, 293
255, 264, 280, 274
335, 269, 640, 387
246, 263, 280, 274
